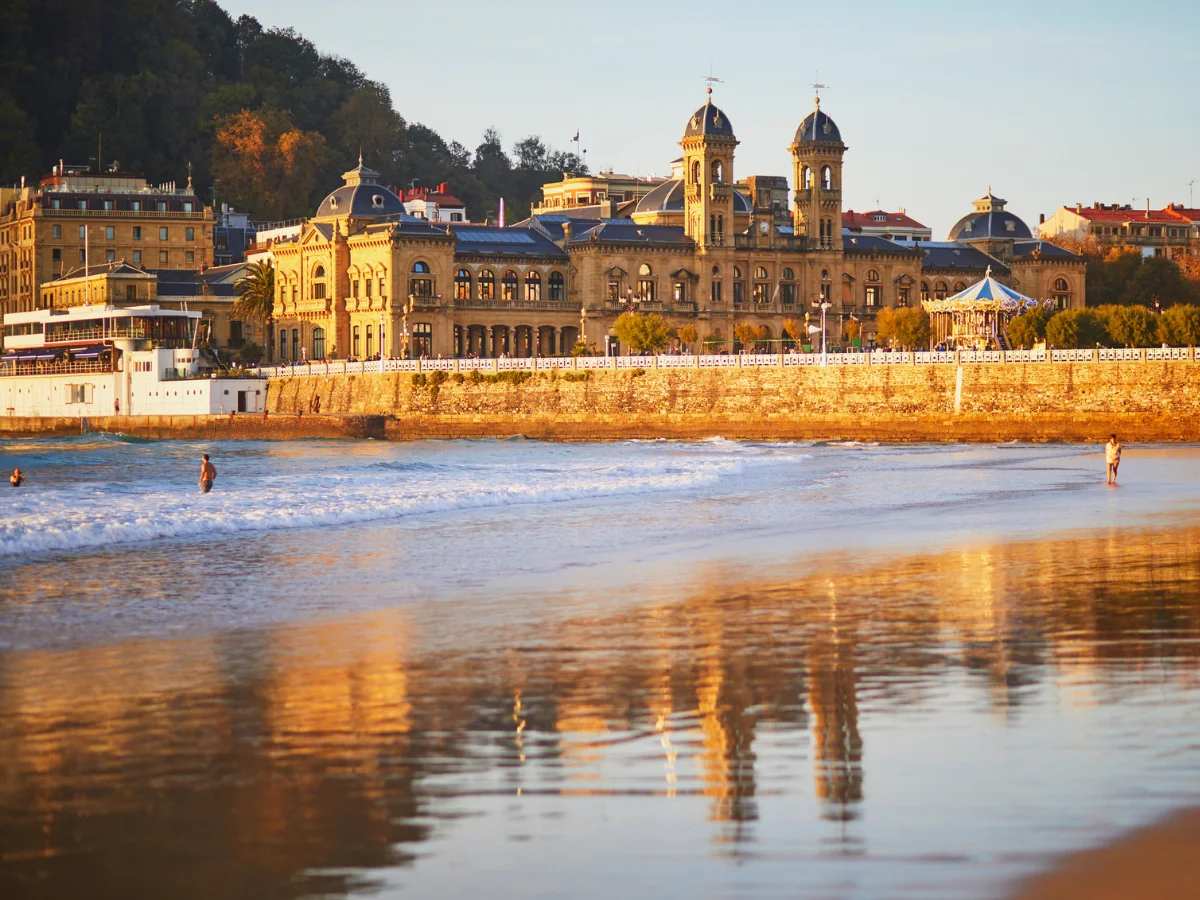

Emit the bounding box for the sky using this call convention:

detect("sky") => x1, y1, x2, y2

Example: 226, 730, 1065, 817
225, 0, 1200, 236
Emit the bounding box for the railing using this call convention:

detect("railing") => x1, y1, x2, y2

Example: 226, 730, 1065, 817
247, 347, 1200, 379
38, 208, 209, 220
0, 360, 113, 377
44, 326, 148, 342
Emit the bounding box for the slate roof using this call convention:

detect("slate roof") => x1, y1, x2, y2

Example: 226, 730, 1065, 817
842, 234, 919, 254
633, 179, 752, 215
315, 183, 406, 219
567, 222, 694, 247
449, 225, 567, 259
1011, 240, 1083, 260
54, 260, 151, 281
151, 268, 239, 298
683, 92, 735, 139
917, 242, 1009, 274
948, 208, 1032, 240
794, 104, 843, 145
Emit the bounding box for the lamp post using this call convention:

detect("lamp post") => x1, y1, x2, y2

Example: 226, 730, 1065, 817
820, 301, 831, 364
580, 303, 587, 355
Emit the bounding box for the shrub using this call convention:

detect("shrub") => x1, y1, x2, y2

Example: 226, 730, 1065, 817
1105, 304, 1157, 347
613, 311, 674, 354
676, 323, 698, 351
1045, 309, 1106, 348
1005, 308, 1050, 348
1158, 304, 1200, 346
876, 307, 930, 350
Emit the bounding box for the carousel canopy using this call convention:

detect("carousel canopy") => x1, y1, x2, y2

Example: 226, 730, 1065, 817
922, 266, 1042, 313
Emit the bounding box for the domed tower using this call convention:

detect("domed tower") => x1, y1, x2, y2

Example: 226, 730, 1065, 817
947, 190, 1032, 262
790, 97, 846, 251
681, 88, 738, 248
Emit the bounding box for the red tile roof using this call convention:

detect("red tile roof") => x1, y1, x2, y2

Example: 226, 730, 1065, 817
1064, 205, 1180, 223
843, 209, 928, 230
1165, 206, 1200, 223
407, 192, 465, 208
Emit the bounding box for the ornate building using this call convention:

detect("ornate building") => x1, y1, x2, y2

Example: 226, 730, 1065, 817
269, 95, 1086, 361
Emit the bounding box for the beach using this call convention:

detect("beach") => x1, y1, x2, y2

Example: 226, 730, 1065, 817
1, 438, 1198, 898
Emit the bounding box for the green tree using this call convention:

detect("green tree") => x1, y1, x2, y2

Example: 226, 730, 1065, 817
1105, 305, 1157, 347
1158, 304, 1200, 346
1005, 307, 1050, 348
612, 312, 673, 354
876, 307, 930, 350
232, 260, 276, 360
1046, 309, 1106, 348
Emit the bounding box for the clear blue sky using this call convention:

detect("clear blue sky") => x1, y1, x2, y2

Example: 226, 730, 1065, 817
225, 0, 1200, 235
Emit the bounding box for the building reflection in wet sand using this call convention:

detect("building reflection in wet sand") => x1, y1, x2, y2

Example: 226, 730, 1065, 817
1, 526, 1199, 898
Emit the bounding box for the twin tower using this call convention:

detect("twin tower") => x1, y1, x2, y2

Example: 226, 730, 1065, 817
679, 88, 846, 251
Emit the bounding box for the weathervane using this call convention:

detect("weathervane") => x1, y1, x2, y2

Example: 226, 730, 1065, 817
812, 71, 829, 105
704, 64, 723, 95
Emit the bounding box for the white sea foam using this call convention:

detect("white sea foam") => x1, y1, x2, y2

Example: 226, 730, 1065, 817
0, 447, 807, 557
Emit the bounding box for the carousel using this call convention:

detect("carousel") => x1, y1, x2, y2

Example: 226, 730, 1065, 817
921, 266, 1054, 349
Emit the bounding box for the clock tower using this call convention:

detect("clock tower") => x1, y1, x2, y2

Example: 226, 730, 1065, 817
790, 96, 847, 253
681, 88, 738, 250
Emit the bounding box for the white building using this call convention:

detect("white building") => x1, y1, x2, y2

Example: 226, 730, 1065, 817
1, 304, 266, 417
401, 183, 467, 223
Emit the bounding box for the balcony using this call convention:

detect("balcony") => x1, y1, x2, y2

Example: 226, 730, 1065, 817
710, 183, 731, 202
36, 208, 210, 220
685, 183, 701, 203
451, 298, 575, 312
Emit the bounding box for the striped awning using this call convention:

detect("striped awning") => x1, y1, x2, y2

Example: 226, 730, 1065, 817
921, 266, 1040, 313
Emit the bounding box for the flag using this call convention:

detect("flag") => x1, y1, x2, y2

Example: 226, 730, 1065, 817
572, 131, 579, 142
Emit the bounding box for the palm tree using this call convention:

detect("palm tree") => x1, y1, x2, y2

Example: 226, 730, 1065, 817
232, 260, 276, 361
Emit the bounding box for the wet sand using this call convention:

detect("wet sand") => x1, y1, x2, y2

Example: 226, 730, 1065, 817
1011, 807, 1200, 899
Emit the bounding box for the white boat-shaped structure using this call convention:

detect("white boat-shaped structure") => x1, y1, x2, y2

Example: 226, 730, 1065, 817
1, 304, 267, 417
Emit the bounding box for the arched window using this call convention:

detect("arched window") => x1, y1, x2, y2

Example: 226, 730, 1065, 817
711, 265, 723, 303
454, 268, 472, 300
1054, 277, 1070, 291
711, 160, 723, 183
525, 270, 542, 301
312, 264, 326, 300
821, 166, 832, 190
865, 270, 882, 307
637, 263, 655, 301
733, 266, 745, 306
820, 269, 832, 304
409, 261, 433, 298
501, 270, 518, 301
352, 325, 361, 358
934, 281, 948, 300
953, 281, 966, 293
754, 266, 768, 280
1052, 277, 1072, 310
803, 167, 812, 189
692, 160, 701, 184
312, 327, 325, 359
753, 267, 770, 304
549, 271, 565, 301
479, 269, 495, 300
920, 280, 931, 302
782, 267, 795, 281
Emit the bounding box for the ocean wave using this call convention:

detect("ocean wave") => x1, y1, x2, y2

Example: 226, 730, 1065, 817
0, 450, 803, 557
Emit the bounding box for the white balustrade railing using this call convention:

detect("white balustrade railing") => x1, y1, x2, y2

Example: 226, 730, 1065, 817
248, 346, 1198, 378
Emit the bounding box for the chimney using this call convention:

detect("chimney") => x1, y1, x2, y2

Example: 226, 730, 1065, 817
1146, 198, 1151, 219
1039, 213, 1045, 224
561, 221, 573, 242
1075, 203, 1081, 213
437, 182, 450, 194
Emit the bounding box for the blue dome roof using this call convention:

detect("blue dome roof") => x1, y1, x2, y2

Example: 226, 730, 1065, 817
315, 160, 405, 219
634, 179, 752, 215
683, 91, 735, 139
794, 102, 842, 145
948, 191, 1032, 240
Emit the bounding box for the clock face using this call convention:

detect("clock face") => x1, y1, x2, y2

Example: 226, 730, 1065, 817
759, 220, 769, 234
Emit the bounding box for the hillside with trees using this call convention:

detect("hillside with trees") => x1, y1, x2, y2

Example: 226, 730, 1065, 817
0, 0, 583, 221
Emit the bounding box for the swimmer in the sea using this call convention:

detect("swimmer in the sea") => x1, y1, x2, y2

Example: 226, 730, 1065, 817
199, 454, 216, 494
9, 467, 25, 487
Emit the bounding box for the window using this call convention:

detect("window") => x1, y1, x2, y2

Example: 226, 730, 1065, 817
674, 281, 687, 303
379, 278, 386, 298
52, 225, 61, 239
413, 323, 433, 358
711, 160, 723, 183
52, 248, 61, 262
820, 269, 831, 304
133, 250, 141, 264
186, 251, 194, 265
292, 329, 299, 361
637, 263, 655, 301
78, 200, 87, 210
183, 201, 193, 213
410, 261, 433, 298
156, 201, 166, 212
126, 285, 137, 301
549, 271, 565, 301
159, 250, 168, 265
455, 268, 472, 300
802, 167, 812, 189
103, 200, 113, 211
66, 384, 93, 404
865, 270, 881, 307
1052, 277, 1072, 309
280, 329, 288, 360
106, 249, 115, 263
79, 226, 86, 239
352, 325, 361, 358
953, 281, 966, 293
51, 199, 60, 210
313, 265, 327, 300
105, 226, 114, 240
781, 283, 795, 305
920, 281, 930, 302
501, 270, 518, 301
352, 280, 360, 298
185, 227, 195, 241
525, 270, 541, 301
607, 279, 620, 301
365, 279, 372, 297
711, 265, 722, 303
230, 321, 244, 347
366, 325, 374, 358
131, 201, 140, 212
478, 269, 495, 300
821, 166, 832, 190
934, 281, 948, 300
898, 287, 910, 307
450, 212, 463, 222
733, 266, 745, 305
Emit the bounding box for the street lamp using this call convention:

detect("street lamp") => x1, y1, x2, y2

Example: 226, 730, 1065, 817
820, 301, 831, 363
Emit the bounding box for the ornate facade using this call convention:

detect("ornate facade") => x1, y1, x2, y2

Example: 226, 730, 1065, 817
269, 96, 1086, 361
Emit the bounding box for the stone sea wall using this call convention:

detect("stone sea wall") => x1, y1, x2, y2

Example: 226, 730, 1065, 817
1, 360, 1196, 442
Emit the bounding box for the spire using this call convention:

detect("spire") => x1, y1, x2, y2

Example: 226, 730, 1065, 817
358, 147, 363, 167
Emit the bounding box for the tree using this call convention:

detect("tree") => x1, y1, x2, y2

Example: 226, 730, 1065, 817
612, 312, 673, 354
212, 107, 328, 219
876, 307, 930, 350
232, 260, 275, 360
1158, 304, 1200, 346
1046, 309, 1106, 348
733, 323, 759, 352
843, 317, 862, 342
1105, 305, 1157, 347
1005, 307, 1050, 348
676, 323, 698, 352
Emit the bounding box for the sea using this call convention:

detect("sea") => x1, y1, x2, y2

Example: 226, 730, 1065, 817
0, 436, 1198, 899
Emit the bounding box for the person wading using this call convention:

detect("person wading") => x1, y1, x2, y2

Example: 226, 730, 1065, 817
198, 454, 217, 494
1106, 434, 1122, 485
10, 467, 26, 487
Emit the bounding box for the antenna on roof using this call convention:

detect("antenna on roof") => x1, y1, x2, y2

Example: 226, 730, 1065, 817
1188, 179, 1197, 207
704, 63, 723, 96
811, 71, 829, 106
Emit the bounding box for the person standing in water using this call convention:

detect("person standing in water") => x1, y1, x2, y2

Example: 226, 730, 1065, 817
1105, 434, 1122, 485
199, 454, 217, 493
10, 467, 26, 487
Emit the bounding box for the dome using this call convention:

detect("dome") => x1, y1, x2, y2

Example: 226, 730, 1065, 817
683, 89, 735, 139
947, 190, 1032, 240
633, 179, 752, 215
794, 99, 842, 145
315, 158, 406, 219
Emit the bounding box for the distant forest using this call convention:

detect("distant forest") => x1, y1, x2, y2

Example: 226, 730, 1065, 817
0, 0, 585, 221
